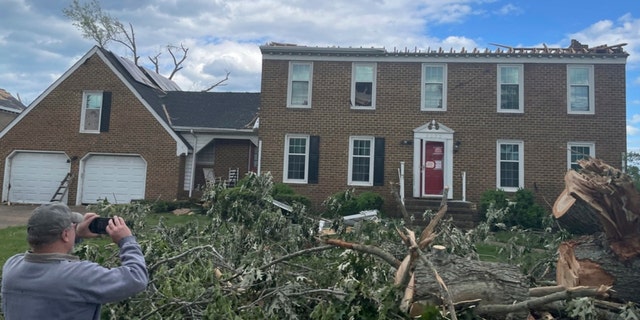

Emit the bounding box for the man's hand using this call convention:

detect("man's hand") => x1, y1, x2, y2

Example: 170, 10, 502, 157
76, 213, 100, 238
106, 215, 133, 245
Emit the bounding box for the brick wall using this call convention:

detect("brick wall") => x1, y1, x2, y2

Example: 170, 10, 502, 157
0, 53, 184, 204
259, 58, 627, 214
192, 139, 253, 187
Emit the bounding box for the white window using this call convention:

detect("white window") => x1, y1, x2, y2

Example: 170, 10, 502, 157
351, 63, 376, 109
287, 62, 312, 108
497, 64, 523, 112
567, 65, 595, 114
567, 142, 595, 170
80, 91, 103, 132
496, 140, 524, 192
422, 64, 447, 111
348, 136, 375, 186
283, 134, 309, 183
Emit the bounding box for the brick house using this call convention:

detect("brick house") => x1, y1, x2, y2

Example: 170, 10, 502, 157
0, 46, 258, 205
258, 40, 628, 215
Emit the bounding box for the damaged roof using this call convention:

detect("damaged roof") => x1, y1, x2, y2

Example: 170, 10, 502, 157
98, 47, 259, 131
0, 89, 26, 113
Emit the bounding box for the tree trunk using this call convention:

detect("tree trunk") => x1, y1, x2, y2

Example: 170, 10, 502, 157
557, 235, 640, 304
553, 189, 601, 235
553, 158, 640, 260
413, 248, 529, 305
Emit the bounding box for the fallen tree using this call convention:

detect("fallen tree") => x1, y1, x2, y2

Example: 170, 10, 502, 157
322, 186, 614, 319
554, 157, 640, 303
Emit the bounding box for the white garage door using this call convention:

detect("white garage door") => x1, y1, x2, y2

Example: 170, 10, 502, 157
7, 152, 70, 204
81, 155, 147, 204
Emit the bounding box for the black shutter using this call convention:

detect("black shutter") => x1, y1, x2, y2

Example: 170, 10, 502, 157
308, 136, 320, 184
373, 137, 385, 186
100, 91, 111, 132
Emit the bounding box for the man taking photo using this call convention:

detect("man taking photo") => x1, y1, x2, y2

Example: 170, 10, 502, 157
1, 203, 148, 319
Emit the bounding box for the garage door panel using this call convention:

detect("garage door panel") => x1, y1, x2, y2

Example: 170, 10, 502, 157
8, 152, 70, 204
82, 155, 146, 204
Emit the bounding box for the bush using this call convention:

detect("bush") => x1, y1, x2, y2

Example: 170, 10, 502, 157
272, 183, 311, 207
322, 189, 384, 218
509, 189, 547, 229
135, 199, 199, 213
479, 189, 509, 220
479, 188, 547, 230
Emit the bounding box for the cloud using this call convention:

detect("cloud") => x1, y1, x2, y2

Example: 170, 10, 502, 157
629, 125, 640, 136
630, 114, 640, 124
494, 4, 523, 16
567, 13, 640, 67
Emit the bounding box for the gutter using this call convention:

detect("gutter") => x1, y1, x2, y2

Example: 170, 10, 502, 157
173, 126, 256, 134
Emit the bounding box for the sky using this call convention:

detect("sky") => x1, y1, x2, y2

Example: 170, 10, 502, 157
1, 0, 639, 149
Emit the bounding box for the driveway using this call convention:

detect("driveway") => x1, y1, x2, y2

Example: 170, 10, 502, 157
0, 203, 89, 229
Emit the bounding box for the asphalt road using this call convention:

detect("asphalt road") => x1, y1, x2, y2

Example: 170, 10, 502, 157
0, 203, 88, 229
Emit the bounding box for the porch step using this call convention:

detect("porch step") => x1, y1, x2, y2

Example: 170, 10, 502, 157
400, 198, 480, 229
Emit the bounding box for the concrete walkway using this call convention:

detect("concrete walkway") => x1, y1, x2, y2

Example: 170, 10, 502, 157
0, 203, 89, 229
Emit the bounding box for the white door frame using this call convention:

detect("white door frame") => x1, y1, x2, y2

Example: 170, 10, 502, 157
412, 120, 454, 199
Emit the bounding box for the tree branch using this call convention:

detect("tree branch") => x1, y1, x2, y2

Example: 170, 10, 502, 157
201, 71, 231, 92
321, 238, 402, 268
148, 245, 227, 272
167, 44, 188, 79
475, 285, 611, 317
260, 245, 335, 270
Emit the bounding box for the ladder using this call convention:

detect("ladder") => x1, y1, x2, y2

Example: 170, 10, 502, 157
51, 173, 72, 202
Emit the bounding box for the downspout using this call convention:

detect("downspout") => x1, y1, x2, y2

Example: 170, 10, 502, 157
189, 129, 197, 198
257, 140, 262, 175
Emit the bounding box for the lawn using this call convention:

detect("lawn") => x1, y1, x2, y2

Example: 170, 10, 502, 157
0, 212, 211, 267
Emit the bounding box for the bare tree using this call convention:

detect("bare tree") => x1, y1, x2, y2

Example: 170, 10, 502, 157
148, 44, 189, 80
63, 0, 229, 90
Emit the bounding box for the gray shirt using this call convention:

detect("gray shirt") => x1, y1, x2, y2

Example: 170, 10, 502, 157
1, 236, 148, 319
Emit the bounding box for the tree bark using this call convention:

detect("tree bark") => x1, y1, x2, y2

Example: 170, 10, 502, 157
557, 236, 640, 303
413, 248, 529, 305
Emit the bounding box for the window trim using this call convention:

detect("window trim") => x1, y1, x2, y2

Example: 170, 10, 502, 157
567, 65, 595, 115
348, 136, 375, 186
496, 139, 524, 192
567, 142, 595, 170
287, 61, 313, 108
497, 64, 524, 113
80, 90, 103, 133
283, 134, 309, 184
421, 63, 447, 111
351, 62, 376, 110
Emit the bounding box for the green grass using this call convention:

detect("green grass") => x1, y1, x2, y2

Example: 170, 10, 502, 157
0, 226, 29, 266
0, 212, 211, 268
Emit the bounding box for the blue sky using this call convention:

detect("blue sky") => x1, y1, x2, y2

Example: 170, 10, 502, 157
1, 0, 638, 149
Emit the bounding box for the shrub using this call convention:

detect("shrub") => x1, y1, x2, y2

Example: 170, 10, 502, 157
356, 191, 384, 212
478, 188, 547, 230
509, 189, 547, 229
322, 189, 384, 218
272, 183, 311, 207
479, 189, 509, 220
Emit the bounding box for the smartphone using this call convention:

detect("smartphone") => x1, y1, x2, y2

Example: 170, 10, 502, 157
88, 217, 112, 234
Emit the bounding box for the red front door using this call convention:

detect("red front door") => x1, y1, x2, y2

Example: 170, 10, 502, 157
423, 141, 444, 196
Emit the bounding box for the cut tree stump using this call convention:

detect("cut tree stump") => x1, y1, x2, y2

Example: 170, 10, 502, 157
553, 157, 640, 303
